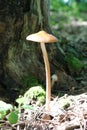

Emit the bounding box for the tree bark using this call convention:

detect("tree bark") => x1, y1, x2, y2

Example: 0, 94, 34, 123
0, 0, 67, 101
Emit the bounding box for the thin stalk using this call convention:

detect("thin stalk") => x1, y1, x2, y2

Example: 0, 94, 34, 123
40, 42, 51, 110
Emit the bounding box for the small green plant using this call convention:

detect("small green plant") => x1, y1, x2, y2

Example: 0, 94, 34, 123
0, 101, 13, 120
16, 86, 46, 106
8, 112, 18, 124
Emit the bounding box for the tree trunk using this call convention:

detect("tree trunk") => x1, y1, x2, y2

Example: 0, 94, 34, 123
0, 0, 71, 101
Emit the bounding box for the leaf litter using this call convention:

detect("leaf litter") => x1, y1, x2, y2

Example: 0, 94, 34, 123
0, 93, 87, 130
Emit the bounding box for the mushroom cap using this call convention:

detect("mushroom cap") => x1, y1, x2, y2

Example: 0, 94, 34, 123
26, 30, 57, 43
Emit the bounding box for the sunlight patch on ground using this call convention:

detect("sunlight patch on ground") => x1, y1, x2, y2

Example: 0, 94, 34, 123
71, 20, 87, 27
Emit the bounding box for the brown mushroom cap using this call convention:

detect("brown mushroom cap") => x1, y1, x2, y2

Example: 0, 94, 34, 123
26, 30, 57, 43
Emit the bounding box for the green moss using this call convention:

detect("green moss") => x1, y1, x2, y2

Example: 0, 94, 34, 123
22, 75, 39, 87
65, 54, 84, 71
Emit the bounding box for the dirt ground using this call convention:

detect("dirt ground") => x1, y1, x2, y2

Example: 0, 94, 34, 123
0, 93, 87, 130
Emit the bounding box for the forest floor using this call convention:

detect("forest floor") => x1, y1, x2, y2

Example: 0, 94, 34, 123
51, 10, 87, 95
0, 93, 87, 130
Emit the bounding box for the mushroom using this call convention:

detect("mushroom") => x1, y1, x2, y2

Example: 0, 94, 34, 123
26, 30, 57, 110
51, 74, 58, 88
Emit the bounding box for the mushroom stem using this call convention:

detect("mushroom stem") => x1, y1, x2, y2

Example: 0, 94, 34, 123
40, 42, 51, 110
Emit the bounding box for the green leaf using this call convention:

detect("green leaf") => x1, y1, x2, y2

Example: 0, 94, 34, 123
8, 112, 18, 124
0, 101, 13, 119
22, 104, 34, 110
16, 96, 27, 106
0, 101, 12, 111
0, 111, 6, 119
